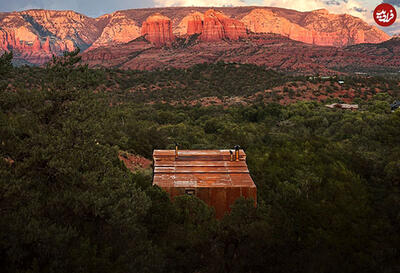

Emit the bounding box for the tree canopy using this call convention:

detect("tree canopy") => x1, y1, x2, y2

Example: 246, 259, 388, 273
1, 52, 399, 273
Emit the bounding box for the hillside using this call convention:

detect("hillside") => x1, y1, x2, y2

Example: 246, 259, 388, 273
1, 52, 399, 272
81, 34, 400, 74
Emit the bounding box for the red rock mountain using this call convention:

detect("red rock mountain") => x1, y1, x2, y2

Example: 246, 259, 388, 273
81, 33, 400, 74
82, 34, 400, 74
184, 12, 204, 35
141, 13, 174, 46
199, 9, 247, 41
0, 9, 103, 64
0, 7, 391, 65
89, 11, 141, 50
176, 9, 247, 41
240, 8, 388, 46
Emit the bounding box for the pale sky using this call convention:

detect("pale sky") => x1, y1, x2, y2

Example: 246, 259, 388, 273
0, 0, 398, 34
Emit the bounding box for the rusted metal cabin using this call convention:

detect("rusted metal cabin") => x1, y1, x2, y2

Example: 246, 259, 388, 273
152, 148, 257, 218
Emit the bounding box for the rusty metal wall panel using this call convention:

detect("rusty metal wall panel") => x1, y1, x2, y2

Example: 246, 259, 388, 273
156, 161, 247, 167
165, 186, 256, 218
197, 187, 210, 204
154, 173, 255, 188
248, 187, 258, 204
227, 187, 241, 210
155, 166, 249, 173
154, 149, 246, 162
153, 149, 257, 218
210, 187, 227, 218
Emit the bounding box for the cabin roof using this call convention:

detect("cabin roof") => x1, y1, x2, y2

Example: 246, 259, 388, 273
153, 149, 256, 188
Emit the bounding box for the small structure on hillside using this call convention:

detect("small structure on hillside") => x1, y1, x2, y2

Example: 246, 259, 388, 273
325, 103, 359, 110
391, 101, 400, 112
152, 146, 257, 218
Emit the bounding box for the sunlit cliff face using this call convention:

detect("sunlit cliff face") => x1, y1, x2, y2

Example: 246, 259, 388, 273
0, 7, 391, 65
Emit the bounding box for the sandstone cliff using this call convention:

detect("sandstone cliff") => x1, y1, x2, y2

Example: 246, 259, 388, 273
0, 9, 102, 64
176, 12, 204, 36
200, 9, 247, 41
0, 7, 392, 65
241, 8, 390, 46
141, 13, 174, 46
175, 9, 247, 41
89, 11, 141, 50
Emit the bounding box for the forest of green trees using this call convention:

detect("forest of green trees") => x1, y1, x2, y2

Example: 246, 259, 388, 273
0, 51, 399, 273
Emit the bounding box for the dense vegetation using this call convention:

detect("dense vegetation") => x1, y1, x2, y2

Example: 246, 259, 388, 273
7, 56, 400, 104
1, 51, 399, 273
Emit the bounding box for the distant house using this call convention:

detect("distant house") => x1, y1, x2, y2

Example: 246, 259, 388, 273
391, 101, 400, 112
153, 147, 257, 218
326, 103, 359, 110
308, 75, 336, 80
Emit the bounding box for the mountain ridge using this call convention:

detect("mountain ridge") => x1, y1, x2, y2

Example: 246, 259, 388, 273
0, 6, 391, 67
81, 33, 400, 74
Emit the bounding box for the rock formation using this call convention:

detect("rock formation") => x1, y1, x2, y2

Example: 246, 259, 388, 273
19, 9, 101, 48
89, 11, 141, 50
200, 9, 247, 41
43, 37, 51, 53
181, 12, 204, 36
32, 36, 42, 51
81, 34, 400, 73
0, 9, 102, 64
0, 7, 392, 65
141, 13, 174, 46
175, 10, 247, 41
241, 8, 390, 46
